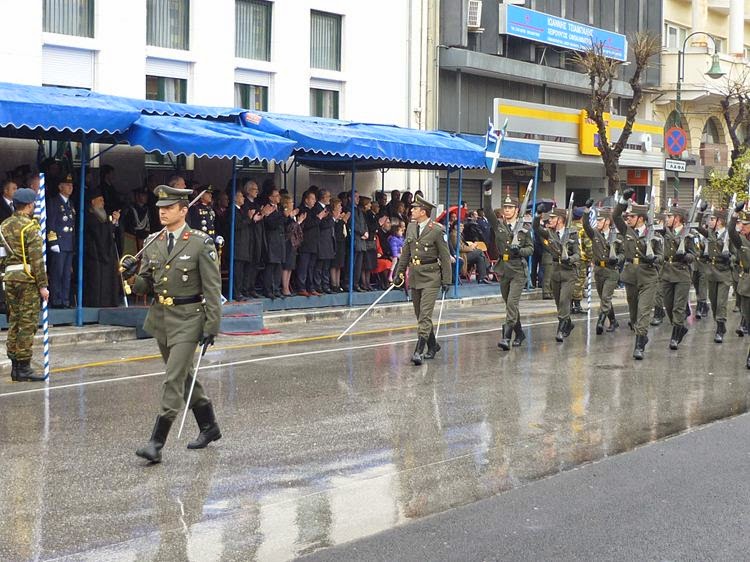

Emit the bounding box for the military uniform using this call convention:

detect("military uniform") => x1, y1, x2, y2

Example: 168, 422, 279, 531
0, 189, 48, 382
483, 188, 533, 350
571, 212, 592, 313
125, 185, 222, 463
728, 210, 750, 367
394, 195, 452, 365
660, 207, 696, 349
613, 198, 663, 359
46, 183, 76, 308
582, 207, 622, 334
692, 232, 709, 318
697, 210, 733, 342
188, 188, 216, 238
533, 208, 580, 342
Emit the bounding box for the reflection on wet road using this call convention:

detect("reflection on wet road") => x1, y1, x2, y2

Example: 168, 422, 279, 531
0, 312, 747, 561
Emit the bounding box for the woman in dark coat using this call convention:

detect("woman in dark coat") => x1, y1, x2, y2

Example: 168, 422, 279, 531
331, 198, 349, 292
363, 197, 379, 291
232, 190, 252, 300
281, 195, 300, 297
241, 179, 265, 298
83, 188, 121, 307
262, 188, 286, 299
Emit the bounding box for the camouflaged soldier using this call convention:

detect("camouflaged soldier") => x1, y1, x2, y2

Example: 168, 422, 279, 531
728, 202, 750, 368
613, 188, 663, 360
571, 207, 592, 314
583, 201, 622, 334
394, 195, 452, 365
482, 181, 534, 351
533, 206, 580, 343
0, 188, 49, 382
661, 206, 696, 350
121, 185, 222, 463
696, 208, 733, 343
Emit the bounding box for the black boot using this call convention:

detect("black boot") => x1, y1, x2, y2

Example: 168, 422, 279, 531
571, 300, 583, 314
691, 302, 698, 319
747, 347, 750, 370
633, 334, 648, 360
737, 317, 746, 337
9, 356, 18, 382
498, 324, 513, 351
669, 325, 680, 350
555, 319, 565, 343
650, 307, 664, 326
715, 320, 726, 344
562, 318, 574, 338
424, 331, 441, 359
607, 309, 619, 332
187, 402, 222, 450
136, 416, 173, 463
15, 360, 45, 382
596, 312, 606, 335
512, 321, 526, 347
411, 337, 427, 365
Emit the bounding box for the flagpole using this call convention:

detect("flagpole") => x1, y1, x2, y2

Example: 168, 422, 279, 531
35, 174, 51, 380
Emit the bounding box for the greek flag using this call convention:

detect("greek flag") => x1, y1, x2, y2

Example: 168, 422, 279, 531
485, 118, 502, 174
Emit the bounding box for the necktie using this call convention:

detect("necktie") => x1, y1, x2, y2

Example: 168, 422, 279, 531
167, 232, 175, 254
9, 201, 14, 212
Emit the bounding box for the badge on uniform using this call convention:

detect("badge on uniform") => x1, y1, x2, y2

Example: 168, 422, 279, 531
209, 250, 217, 261
182, 274, 189, 282
179, 254, 191, 260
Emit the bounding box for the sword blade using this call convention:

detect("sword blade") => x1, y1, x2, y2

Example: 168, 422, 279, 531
435, 289, 447, 337
177, 341, 209, 439
336, 283, 397, 340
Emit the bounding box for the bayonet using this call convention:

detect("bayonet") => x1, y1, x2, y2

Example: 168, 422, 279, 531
561, 192, 575, 259
677, 185, 702, 254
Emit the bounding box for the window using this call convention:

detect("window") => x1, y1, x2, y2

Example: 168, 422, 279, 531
235, 83, 268, 111
43, 0, 95, 38
236, 0, 271, 60
147, 0, 189, 50
310, 88, 339, 119
663, 22, 687, 50
310, 11, 341, 71
146, 75, 187, 102
711, 35, 725, 54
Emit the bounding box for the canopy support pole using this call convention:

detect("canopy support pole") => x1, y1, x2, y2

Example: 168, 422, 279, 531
347, 162, 357, 307
380, 168, 387, 194
293, 161, 299, 204
444, 170, 451, 232
528, 165, 539, 290
88, 143, 117, 163
453, 169, 463, 298
75, 138, 88, 326
228, 158, 238, 301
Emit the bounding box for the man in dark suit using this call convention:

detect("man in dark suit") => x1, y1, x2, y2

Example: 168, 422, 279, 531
47, 174, 76, 308
0, 179, 17, 223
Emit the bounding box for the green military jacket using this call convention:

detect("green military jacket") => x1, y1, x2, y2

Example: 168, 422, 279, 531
0, 212, 48, 288
532, 215, 580, 270
395, 219, 452, 289
661, 226, 696, 283
612, 202, 663, 285
728, 215, 750, 297
132, 226, 222, 345
582, 210, 623, 267
696, 226, 734, 283
482, 193, 533, 278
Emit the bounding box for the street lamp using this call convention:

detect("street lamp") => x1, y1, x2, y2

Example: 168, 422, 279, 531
675, 32, 726, 125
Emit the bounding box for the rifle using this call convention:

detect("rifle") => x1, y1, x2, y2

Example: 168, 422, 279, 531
723, 194, 737, 252
511, 179, 533, 245
676, 185, 702, 254
560, 192, 575, 259
645, 185, 656, 258
608, 190, 619, 261
703, 204, 714, 257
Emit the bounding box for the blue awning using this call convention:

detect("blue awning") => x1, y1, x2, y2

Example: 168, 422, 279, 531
241, 112, 487, 170
458, 133, 540, 167
118, 114, 296, 162
118, 98, 246, 119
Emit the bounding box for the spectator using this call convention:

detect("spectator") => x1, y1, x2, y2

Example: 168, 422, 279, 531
400, 191, 413, 210
262, 188, 285, 299
375, 191, 388, 215
83, 188, 121, 307
373, 215, 392, 288
0, 179, 17, 223
47, 174, 76, 309
99, 164, 125, 216
232, 190, 251, 300
385, 189, 401, 218
330, 198, 349, 293
241, 179, 264, 298
296, 190, 321, 296
123, 187, 152, 254
167, 174, 187, 189
214, 189, 230, 260
315, 189, 335, 293
449, 222, 490, 284
361, 195, 377, 291
349, 191, 368, 293
387, 222, 406, 281
281, 194, 301, 297
462, 210, 485, 243
476, 209, 492, 246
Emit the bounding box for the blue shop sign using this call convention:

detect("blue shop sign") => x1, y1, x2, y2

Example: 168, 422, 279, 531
499, 4, 627, 62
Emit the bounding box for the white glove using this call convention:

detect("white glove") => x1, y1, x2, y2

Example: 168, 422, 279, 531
50, 245, 60, 253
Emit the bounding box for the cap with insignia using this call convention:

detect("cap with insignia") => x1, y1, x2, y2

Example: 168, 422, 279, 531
502, 193, 519, 207
203, 184, 215, 194
154, 184, 192, 207
60, 173, 74, 184
412, 194, 436, 214
547, 208, 567, 221
13, 188, 36, 205
739, 210, 750, 223
595, 208, 612, 220
625, 204, 649, 217
666, 206, 688, 219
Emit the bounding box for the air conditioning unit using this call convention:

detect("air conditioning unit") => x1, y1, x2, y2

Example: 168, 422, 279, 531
468, 0, 483, 29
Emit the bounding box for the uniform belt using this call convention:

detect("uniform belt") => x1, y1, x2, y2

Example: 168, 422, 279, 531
411, 258, 437, 265
4, 264, 25, 272
158, 295, 203, 306
626, 257, 640, 265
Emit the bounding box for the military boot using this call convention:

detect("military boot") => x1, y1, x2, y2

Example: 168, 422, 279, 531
607, 309, 619, 332
411, 337, 427, 365
8, 355, 18, 382
669, 326, 681, 350
571, 300, 583, 314
747, 346, 750, 370
136, 416, 173, 463
714, 320, 726, 344
596, 312, 607, 335
737, 318, 748, 337
555, 319, 565, 343
424, 331, 441, 359
633, 334, 648, 360
650, 306, 664, 326
187, 402, 222, 450
498, 324, 513, 351
512, 321, 526, 347
15, 360, 45, 382
562, 318, 575, 338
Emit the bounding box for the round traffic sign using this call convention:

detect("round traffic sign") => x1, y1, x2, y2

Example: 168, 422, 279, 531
665, 126, 687, 157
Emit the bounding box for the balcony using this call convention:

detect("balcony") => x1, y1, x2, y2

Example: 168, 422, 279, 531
659, 50, 740, 102
708, 0, 730, 14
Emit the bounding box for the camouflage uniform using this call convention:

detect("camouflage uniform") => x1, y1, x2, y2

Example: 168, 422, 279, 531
1, 212, 48, 363
572, 219, 592, 309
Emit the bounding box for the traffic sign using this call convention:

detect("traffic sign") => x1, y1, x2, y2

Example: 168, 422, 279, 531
665, 158, 686, 172
665, 127, 687, 157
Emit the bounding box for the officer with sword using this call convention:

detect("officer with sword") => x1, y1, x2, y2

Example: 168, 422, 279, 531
120, 185, 222, 463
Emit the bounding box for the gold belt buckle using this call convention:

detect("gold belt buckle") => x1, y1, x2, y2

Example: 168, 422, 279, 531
158, 295, 174, 306
600, 261, 606, 267
502, 254, 509, 262
412, 258, 421, 265
633, 257, 640, 265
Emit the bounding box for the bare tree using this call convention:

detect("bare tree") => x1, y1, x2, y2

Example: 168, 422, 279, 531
718, 67, 750, 166
573, 33, 661, 194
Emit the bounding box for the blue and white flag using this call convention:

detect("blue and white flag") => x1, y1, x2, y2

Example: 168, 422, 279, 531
485, 118, 508, 174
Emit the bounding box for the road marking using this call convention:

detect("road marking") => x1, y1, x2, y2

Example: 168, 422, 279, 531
0, 317, 569, 399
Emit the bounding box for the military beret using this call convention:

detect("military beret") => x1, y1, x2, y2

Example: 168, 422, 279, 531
573, 207, 584, 220
13, 188, 36, 205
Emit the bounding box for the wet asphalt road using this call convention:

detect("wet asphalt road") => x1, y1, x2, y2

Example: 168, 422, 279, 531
1, 305, 749, 561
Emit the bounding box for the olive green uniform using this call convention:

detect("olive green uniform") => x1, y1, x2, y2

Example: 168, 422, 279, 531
0, 213, 47, 362
533, 216, 580, 322
699, 227, 733, 322
483, 192, 533, 325
613, 203, 663, 336
660, 226, 696, 329
131, 226, 222, 421
394, 219, 452, 339
582, 210, 621, 316
728, 215, 750, 326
